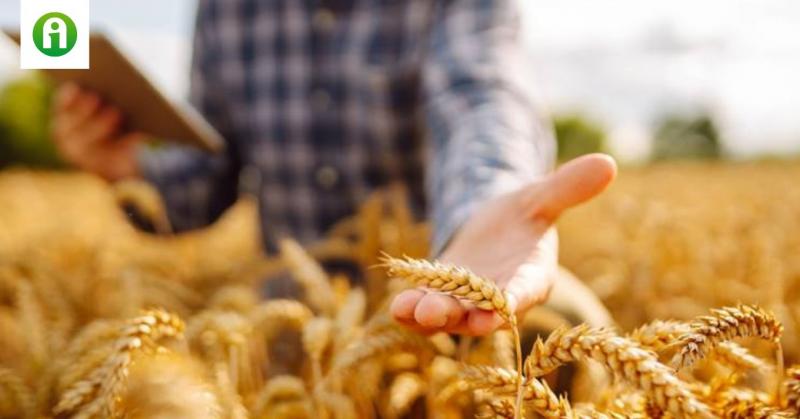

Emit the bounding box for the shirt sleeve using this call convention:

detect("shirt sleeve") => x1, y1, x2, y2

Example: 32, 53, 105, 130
423, 0, 556, 255
138, 0, 240, 232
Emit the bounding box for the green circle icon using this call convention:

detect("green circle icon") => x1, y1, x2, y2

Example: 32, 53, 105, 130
32, 12, 78, 57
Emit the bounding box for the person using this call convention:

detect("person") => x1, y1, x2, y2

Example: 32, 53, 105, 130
51, 0, 617, 336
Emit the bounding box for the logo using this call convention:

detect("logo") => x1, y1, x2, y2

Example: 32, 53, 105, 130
20, 0, 90, 69
33, 12, 78, 57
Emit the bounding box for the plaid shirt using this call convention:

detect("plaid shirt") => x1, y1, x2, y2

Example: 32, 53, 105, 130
140, 0, 555, 254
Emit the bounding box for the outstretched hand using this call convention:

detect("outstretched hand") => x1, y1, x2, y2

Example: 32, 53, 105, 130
390, 153, 617, 336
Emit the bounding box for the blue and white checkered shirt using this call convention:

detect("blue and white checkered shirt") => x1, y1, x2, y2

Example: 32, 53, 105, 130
141, 0, 555, 255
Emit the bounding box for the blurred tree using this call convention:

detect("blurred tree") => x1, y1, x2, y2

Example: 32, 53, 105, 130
651, 114, 722, 161
554, 114, 608, 161
0, 73, 62, 167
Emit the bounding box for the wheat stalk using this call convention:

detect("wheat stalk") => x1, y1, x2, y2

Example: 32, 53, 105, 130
211, 362, 248, 419
54, 310, 185, 418
492, 330, 517, 371
382, 256, 524, 418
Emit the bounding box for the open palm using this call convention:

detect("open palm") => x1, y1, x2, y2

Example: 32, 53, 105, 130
391, 154, 617, 335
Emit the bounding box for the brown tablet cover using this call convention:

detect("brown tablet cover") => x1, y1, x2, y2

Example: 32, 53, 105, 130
4, 30, 224, 153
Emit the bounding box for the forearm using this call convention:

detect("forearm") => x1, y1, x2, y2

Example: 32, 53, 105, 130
429, 94, 554, 255
424, 0, 555, 255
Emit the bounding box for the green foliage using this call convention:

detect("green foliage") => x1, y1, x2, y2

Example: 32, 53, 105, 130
0, 72, 62, 167
651, 114, 722, 161
554, 114, 607, 161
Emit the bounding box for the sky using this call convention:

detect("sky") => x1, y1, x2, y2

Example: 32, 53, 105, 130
1, 0, 799, 161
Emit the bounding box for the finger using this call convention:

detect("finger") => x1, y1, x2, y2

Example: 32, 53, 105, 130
391, 289, 427, 322
466, 309, 505, 336
54, 82, 81, 111
526, 153, 617, 222
54, 91, 102, 137
79, 107, 122, 146
504, 261, 554, 314
414, 293, 464, 329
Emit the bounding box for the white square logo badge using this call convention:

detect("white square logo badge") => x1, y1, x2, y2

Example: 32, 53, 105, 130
20, 0, 90, 69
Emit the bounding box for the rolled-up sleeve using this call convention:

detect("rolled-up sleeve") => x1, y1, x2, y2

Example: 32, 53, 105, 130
139, 0, 240, 231
423, 0, 555, 255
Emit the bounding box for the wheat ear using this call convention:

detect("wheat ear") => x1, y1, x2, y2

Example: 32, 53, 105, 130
476, 398, 516, 419
303, 317, 333, 386
54, 310, 185, 418
784, 366, 800, 413
382, 256, 512, 318
117, 353, 222, 419
279, 238, 336, 316
252, 374, 307, 416
460, 365, 571, 418
714, 341, 774, 373
313, 388, 358, 419
250, 299, 314, 341
333, 288, 367, 353
720, 400, 795, 418
382, 256, 524, 418
186, 310, 254, 393
525, 325, 713, 418
670, 304, 783, 370
387, 372, 426, 418
631, 319, 772, 372
327, 326, 434, 381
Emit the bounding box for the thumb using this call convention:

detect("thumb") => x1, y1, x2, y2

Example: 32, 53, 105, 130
525, 153, 617, 222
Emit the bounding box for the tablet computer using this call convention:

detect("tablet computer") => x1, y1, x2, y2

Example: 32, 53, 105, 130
3, 30, 224, 153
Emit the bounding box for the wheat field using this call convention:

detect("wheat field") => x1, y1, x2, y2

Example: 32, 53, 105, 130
1, 164, 800, 418
558, 161, 800, 362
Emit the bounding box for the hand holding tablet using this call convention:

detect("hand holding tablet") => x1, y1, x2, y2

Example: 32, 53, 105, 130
3, 30, 224, 154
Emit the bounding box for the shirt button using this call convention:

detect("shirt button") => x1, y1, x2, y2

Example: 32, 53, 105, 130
313, 9, 336, 31
310, 89, 332, 111
315, 165, 339, 190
